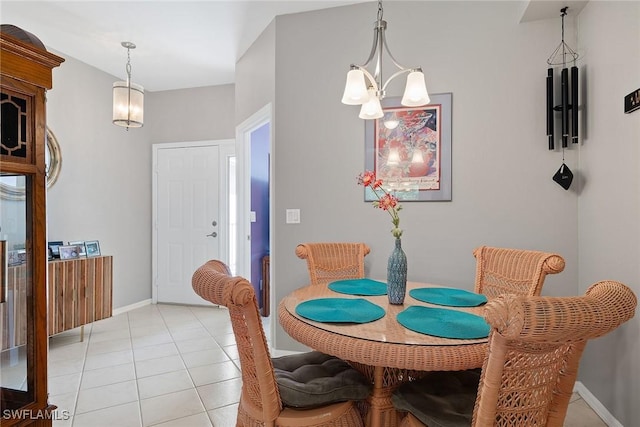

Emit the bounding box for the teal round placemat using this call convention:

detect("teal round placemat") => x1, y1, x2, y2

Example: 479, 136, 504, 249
295, 298, 386, 323
410, 287, 487, 307
397, 306, 490, 339
328, 278, 388, 296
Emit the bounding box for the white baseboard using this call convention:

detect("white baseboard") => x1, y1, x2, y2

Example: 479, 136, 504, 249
112, 299, 152, 316
574, 381, 622, 427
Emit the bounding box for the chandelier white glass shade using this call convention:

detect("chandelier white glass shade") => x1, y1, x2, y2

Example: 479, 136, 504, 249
341, 1, 430, 120
113, 41, 144, 128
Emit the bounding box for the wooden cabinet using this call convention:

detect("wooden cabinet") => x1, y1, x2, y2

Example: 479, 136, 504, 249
48, 256, 113, 336
0, 257, 113, 351
0, 25, 64, 425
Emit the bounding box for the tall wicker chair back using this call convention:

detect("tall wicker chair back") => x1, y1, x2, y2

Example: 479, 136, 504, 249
393, 280, 637, 427
473, 246, 566, 298
192, 260, 366, 427
296, 242, 371, 285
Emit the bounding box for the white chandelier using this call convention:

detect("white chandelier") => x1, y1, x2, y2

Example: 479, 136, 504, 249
113, 41, 144, 128
341, 0, 430, 120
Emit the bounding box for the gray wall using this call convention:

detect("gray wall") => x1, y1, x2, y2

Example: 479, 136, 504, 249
235, 20, 275, 126
576, 2, 639, 425
147, 84, 235, 144
45, 54, 235, 309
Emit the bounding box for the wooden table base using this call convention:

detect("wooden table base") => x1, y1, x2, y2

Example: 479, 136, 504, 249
351, 363, 425, 427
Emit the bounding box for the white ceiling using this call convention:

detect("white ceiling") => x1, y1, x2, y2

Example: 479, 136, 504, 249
1, 0, 369, 92
1, 0, 587, 93
519, 0, 587, 23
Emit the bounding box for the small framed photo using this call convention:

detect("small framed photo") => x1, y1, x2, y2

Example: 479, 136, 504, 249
59, 245, 81, 260
8, 250, 22, 266
48, 241, 64, 259
85, 240, 101, 257
68, 241, 86, 257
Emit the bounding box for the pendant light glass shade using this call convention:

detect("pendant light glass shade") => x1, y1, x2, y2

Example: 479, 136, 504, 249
341, 69, 370, 105
401, 71, 430, 107
113, 80, 144, 128
359, 89, 384, 119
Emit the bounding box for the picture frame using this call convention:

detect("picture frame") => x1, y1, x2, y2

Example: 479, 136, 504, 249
364, 92, 452, 202
8, 250, 24, 266
47, 241, 64, 259
85, 240, 101, 257
68, 241, 86, 257
59, 245, 81, 260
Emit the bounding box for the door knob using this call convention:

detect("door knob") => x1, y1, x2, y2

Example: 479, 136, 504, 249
206, 232, 217, 238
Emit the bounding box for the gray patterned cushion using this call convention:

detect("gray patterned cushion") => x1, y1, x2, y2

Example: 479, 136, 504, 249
272, 351, 371, 408
391, 369, 481, 427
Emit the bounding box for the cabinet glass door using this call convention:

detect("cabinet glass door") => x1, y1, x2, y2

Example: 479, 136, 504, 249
0, 172, 34, 409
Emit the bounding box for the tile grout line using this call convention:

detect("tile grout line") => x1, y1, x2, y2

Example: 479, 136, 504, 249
68, 323, 92, 426
184, 304, 218, 426
127, 310, 144, 427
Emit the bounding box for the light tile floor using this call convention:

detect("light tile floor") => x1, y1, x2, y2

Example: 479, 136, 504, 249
47, 304, 607, 426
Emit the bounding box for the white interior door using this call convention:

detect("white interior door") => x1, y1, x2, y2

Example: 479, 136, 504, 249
154, 143, 224, 305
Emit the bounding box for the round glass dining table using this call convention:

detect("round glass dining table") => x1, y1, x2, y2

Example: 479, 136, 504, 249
278, 280, 489, 427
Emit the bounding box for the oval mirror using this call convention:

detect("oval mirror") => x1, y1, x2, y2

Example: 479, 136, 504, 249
0, 127, 62, 200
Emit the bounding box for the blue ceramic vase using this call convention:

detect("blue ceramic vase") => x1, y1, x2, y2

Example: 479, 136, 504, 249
387, 238, 407, 304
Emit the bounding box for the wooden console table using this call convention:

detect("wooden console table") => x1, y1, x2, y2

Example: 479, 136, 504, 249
1, 255, 113, 350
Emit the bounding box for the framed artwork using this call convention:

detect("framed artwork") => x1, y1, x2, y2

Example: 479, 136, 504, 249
85, 240, 101, 257
59, 245, 81, 260
365, 93, 452, 202
68, 241, 86, 257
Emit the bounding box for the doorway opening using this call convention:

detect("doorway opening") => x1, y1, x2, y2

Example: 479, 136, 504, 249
236, 104, 272, 317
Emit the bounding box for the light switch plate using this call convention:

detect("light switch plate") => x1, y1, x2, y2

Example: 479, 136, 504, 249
286, 209, 300, 224
250, 211, 257, 222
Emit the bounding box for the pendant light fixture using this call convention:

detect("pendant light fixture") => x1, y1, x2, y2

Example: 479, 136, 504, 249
341, 0, 430, 121
113, 41, 144, 128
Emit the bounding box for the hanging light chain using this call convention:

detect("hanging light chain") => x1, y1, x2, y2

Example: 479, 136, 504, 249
126, 47, 132, 82
121, 41, 136, 83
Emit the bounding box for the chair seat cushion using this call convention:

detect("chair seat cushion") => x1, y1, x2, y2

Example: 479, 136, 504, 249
391, 369, 481, 427
272, 351, 371, 408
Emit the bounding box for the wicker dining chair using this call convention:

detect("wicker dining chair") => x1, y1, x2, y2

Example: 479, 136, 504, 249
392, 280, 637, 427
473, 246, 566, 298
192, 260, 370, 427
296, 242, 371, 286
